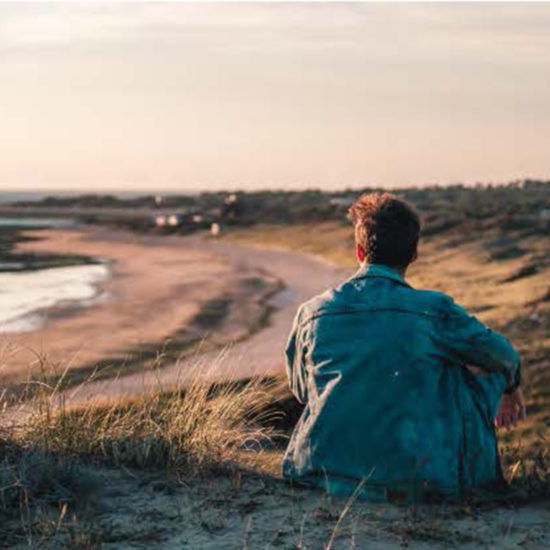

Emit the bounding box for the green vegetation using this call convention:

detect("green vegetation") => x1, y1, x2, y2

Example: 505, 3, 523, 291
5, 180, 550, 235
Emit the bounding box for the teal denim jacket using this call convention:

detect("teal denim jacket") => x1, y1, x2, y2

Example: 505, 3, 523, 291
282, 264, 520, 501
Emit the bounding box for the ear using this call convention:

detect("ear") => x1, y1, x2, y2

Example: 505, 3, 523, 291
356, 243, 366, 264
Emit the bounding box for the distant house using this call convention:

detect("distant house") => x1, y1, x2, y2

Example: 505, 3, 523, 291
221, 194, 243, 221
152, 211, 210, 230
154, 214, 167, 228
153, 213, 183, 228
210, 222, 221, 237
167, 214, 182, 227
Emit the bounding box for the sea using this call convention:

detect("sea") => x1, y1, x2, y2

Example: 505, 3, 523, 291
0, 191, 102, 203
0, 214, 110, 333
0, 264, 110, 333
0, 190, 202, 204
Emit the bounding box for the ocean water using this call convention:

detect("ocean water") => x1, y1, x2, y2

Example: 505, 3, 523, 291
0, 264, 110, 333
0, 217, 77, 228
0, 192, 87, 204
0, 191, 202, 204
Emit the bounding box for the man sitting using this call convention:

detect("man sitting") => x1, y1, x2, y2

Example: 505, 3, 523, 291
283, 193, 525, 501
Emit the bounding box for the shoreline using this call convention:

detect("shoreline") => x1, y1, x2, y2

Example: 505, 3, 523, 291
0, 262, 111, 334
0, 226, 259, 388
1, 225, 349, 411
2, 224, 346, 416
0, 220, 97, 273
0, 222, 111, 333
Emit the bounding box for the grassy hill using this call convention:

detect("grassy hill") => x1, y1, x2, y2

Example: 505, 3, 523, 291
1, 182, 550, 548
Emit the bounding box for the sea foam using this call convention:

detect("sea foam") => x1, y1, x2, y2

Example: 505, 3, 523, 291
0, 264, 109, 333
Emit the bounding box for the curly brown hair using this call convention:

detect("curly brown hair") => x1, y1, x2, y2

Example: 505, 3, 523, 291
348, 192, 420, 268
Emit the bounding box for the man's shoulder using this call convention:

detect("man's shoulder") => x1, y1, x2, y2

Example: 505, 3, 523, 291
295, 283, 460, 325
411, 288, 457, 312
296, 288, 337, 323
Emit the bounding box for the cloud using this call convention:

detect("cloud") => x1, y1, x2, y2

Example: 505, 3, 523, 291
2, 2, 550, 60
0, 3, 367, 49
0, 4, 149, 48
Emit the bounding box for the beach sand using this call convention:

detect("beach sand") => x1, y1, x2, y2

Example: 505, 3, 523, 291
0, 227, 264, 387
0, 226, 348, 403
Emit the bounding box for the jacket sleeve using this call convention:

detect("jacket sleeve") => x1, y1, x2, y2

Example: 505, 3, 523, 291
437, 297, 521, 394
285, 306, 308, 404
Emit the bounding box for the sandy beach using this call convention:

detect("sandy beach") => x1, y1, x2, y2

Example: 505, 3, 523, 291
0, 226, 348, 403
0, 227, 265, 387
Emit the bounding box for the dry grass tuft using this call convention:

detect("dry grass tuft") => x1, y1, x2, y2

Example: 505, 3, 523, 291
16, 361, 281, 478
499, 438, 550, 503
0, 356, 283, 546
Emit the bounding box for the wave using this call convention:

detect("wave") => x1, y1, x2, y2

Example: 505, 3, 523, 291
0, 264, 110, 333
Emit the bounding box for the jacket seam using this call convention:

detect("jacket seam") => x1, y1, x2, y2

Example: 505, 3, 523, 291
298, 307, 445, 327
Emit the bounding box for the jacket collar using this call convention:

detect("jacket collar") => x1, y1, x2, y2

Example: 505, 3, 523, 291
352, 263, 411, 288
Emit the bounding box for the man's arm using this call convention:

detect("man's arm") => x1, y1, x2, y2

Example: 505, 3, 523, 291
285, 307, 308, 404
441, 298, 527, 429
437, 297, 521, 394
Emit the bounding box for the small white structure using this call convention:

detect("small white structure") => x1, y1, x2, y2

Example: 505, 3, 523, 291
167, 214, 180, 227
155, 215, 167, 227
211, 222, 221, 237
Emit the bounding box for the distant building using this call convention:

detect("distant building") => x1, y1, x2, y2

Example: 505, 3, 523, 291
153, 213, 182, 228
154, 215, 167, 227
152, 211, 210, 230
167, 214, 182, 227
211, 222, 221, 237
221, 194, 243, 221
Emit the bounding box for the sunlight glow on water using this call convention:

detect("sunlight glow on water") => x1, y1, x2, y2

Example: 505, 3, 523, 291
0, 264, 109, 333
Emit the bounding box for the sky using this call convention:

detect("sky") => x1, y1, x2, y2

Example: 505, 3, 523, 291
1, 2, 550, 192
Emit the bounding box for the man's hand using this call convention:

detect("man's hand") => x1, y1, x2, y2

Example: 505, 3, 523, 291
495, 387, 526, 430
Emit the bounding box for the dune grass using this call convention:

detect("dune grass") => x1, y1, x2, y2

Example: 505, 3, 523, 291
0, 358, 284, 547
24, 377, 279, 475
2, 357, 550, 548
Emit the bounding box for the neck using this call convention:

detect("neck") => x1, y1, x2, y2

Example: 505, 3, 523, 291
393, 265, 408, 278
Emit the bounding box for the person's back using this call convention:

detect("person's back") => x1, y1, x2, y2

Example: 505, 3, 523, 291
283, 193, 524, 502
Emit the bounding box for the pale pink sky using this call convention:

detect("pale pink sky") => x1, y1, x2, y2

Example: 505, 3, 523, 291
1, 2, 550, 192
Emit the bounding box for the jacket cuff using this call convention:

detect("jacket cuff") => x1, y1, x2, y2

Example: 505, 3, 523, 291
504, 362, 521, 395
